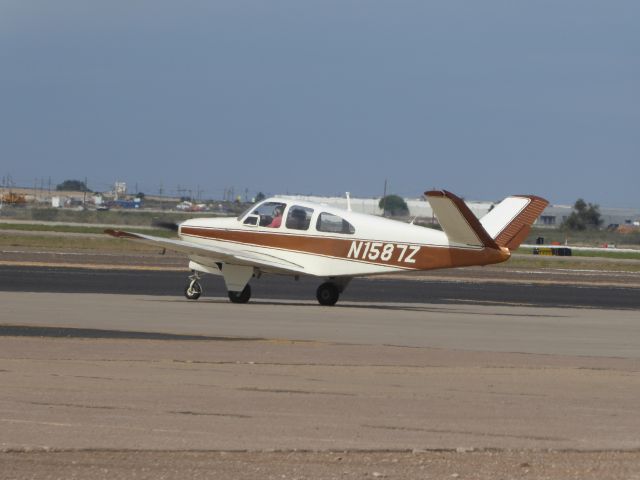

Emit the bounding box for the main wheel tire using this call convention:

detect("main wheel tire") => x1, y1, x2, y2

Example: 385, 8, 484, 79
228, 284, 251, 304
184, 281, 202, 300
316, 282, 339, 306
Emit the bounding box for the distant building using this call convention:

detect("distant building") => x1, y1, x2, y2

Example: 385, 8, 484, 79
113, 182, 127, 200
280, 194, 496, 221
535, 204, 640, 228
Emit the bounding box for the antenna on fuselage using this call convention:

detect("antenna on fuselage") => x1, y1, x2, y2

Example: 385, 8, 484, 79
346, 192, 352, 211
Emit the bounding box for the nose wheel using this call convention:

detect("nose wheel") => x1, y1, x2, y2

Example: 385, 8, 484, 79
184, 272, 202, 300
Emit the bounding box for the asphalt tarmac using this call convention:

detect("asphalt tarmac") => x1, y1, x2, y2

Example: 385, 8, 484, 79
1, 292, 640, 453
2, 265, 640, 309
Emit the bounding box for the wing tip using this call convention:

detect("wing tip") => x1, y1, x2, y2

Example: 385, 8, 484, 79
104, 229, 138, 239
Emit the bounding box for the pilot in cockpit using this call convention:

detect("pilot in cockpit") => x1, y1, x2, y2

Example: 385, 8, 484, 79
266, 205, 284, 228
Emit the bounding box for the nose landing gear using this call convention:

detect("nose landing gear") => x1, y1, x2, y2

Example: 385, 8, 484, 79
184, 271, 202, 300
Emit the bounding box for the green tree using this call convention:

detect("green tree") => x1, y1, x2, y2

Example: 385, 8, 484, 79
379, 194, 409, 217
254, 192, 266, 202
56, 179, 89, 192
562, 198, 603, 231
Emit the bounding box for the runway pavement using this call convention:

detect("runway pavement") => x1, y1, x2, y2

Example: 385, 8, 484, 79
2, 291, 640, 357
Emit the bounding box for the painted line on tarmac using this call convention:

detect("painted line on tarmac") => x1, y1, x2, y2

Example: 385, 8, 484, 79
511, 268, 640, 277
367, 274, 640, 288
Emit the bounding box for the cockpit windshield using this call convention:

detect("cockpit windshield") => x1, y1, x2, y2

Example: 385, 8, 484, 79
242, 201, 287, 228
237, 203, 257, 221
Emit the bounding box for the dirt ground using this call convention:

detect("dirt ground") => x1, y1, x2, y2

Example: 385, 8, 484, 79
2, 450, 640, 480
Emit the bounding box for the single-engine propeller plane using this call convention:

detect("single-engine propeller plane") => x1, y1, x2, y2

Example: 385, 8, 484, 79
106, 190, 548, 305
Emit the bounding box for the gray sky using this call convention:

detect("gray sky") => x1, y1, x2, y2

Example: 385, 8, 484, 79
1, 1, 638, 206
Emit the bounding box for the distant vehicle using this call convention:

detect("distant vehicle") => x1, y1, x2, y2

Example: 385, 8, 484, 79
106, 190, 547, 305
109, 199, 142, 209
176, 201, 208, 212
532, 246, 572, 256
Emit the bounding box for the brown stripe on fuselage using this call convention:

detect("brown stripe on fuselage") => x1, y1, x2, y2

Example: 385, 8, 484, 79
180, 227, 510, 271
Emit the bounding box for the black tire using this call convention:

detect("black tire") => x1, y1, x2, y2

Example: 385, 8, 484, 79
184, 281, 202, 300
316, 282, 339, 306
228, 284, 251, 304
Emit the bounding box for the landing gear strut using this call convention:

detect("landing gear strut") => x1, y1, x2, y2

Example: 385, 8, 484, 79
184, 271, 202, 300
228, 284, 251, 304
316, 282, 339, 306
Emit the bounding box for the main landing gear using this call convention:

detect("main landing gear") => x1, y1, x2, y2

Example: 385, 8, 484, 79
316, 278, 351, 306
316, 282, 340, 306
228, 284, 251, 304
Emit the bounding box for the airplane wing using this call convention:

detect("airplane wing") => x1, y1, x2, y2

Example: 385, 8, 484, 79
104, 229, 306, 274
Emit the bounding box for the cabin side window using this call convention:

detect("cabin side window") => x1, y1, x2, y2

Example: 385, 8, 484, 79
285, 205, 314, 231
243, 215, 258, 226
316, 212, 355, 235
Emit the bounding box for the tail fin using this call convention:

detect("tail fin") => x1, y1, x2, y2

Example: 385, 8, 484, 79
480, 195, 548, 250
425, 190, 499, 249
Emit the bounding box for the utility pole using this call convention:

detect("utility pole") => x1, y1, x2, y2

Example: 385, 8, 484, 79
381, 179, 388, 216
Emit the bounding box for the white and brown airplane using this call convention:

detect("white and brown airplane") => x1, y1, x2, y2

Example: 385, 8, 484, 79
106, 190, 548, 305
